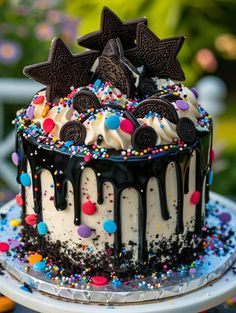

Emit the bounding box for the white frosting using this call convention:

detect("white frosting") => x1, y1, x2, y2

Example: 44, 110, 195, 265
139, 116, 177, 145
84, 111, 131, 150
29, 79, 205, 151
31, 90, 77, 139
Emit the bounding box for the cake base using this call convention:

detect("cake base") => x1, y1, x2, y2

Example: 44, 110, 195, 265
0, 192, 236, 305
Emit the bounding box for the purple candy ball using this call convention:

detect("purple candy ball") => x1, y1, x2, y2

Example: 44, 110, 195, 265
9, 239, 20, 249
189, 268, 197, 275
191, 87, 199, 99
77, 224, 91, 238
11, 152, 19, 166
176, 100, 189, 111
218, 212, 231, 224
26, 105, 35, 119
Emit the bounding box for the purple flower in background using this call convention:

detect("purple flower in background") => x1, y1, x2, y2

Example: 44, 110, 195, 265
0, 40, 22, 64
47, 10, 63, 23
61, 15, 80, 44
34, 0, 54, 10
35, 22, 55, 40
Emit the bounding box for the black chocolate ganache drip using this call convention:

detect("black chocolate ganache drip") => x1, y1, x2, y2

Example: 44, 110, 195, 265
16, 130, 211, 265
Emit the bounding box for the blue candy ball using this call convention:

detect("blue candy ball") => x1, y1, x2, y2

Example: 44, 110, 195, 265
33, 261, 46, 272
37, 221, 48, 236
103, 220, 117, 234
208, 170, 214, 185
105, 115, 120, 130
20, 173, 31, 187
93, 79, 102, 89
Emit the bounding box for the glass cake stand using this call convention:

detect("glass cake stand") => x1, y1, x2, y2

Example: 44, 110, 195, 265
0, 192, 236, 313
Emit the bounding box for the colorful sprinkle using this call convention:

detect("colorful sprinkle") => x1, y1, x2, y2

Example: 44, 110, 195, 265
120, 118, 134, 134
20, 173, 31, 187
26, 105, 35, 119
33, 95, 45, 104
208, 170, 214, 185
218, 212, 231, 224
28, 253, 43, 265
191, 191, 201, 205
176, 100, 189, 111
103, 220, 117, 233
105, 115, 120, 129
190, 87, 199, 99
210, 149, 215, 163
11, 152, 19, 166
33, 261, 46, 271
37, 221, 48, 236
15, 194, 24, 206
20, 283, 32, 293
42, 105, 50, 118
43, 118, 55, 133
77, 224, 91, 238
92, 276, 108, 286
25, 214, 37, 226
82, 201, 96, 215
0, 242, 10, 253
9, 219, 21, 227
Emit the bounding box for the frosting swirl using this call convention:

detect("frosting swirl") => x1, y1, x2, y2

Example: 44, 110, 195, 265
22, 78, 210, 153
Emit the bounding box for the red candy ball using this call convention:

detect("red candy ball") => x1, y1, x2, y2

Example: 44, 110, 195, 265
210, 149, 215, 163
0, 242, 10, 252
191, 191, 200, 205
15, 194, 24, 206
84, 155, 91, 162
92, 276, 108, 286
33, 95, 45, 104
120, 119, 134, 134
25, 214, 37, 226
43, 118, 55, 133
82, 201, 96, 215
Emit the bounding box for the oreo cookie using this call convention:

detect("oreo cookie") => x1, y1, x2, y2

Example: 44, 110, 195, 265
98, 56, 135, 97
125, 24, 185, 81
23, 38, 99, 102
98, 38, 137, 97
77, 6, 147, 52
123, 110, 140, 128
133, 98, 178, 124
138, 75, 158, 98
73, 90, 100, 113
131, 125, 157, 151
176, 117, 197, 144
105, 104, 124, 111
59, 121, 86, 146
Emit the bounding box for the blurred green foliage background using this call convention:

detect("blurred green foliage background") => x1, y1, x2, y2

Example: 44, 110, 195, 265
0, 0, 236, 195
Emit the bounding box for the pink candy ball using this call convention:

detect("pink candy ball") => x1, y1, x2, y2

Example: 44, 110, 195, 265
191, 191, 201, 205
120, 119, 134, 134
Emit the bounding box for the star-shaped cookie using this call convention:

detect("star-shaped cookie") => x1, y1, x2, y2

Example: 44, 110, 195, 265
77, 6, 147, 52
23, 38, 99, 101
98, 37, 138, 97
125, 23, 185, 81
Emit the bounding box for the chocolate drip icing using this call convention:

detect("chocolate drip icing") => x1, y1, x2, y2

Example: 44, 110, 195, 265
17, 129, 211, 265
195, 132, 211, 232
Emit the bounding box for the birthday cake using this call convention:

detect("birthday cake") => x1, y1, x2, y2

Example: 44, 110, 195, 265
14, 7, 212, 278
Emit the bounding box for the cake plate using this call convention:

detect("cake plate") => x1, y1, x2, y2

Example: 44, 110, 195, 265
0, 192, 236, 313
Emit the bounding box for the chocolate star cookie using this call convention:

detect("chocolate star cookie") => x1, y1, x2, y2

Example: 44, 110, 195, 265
125, 23, 185, 81
77, 6, 147, 52
24, 38, 99, 102
98, 37, 138, 97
